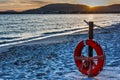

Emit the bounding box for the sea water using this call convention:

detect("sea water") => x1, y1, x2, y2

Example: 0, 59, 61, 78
0, 14, 120, 46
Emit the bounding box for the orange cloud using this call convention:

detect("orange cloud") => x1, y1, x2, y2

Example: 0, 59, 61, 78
0, 0, 50, 11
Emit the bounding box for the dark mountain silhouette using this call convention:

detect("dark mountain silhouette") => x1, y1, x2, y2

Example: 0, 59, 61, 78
90, 4, 120, 13
1, 3, 120, 14
22, 3, 89, 14
0, 10, 17, 14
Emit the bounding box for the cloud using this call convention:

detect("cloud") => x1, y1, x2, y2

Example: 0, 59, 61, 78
0, 0, 49, 5
0, 0, 11, 4
108, 0, 120, 4
30, 0, 49, 4
0, 0, 50, 11
13, 0, 50, 4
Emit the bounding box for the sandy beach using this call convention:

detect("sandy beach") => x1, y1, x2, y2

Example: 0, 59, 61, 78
0, 23, 120, 80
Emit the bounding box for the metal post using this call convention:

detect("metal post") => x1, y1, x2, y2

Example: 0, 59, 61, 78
88, 22, 94, 57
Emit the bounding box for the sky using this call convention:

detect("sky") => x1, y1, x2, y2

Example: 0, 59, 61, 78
0, 0, 120, 11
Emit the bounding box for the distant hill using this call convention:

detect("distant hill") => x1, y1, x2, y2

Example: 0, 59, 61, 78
0, 10, 17, 14
1, 3, 120, 14
90, 4, 120, 13
22, 3, 89, 14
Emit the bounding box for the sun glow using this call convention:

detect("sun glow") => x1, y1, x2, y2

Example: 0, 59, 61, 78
89, 6, 95, 8
87, 14, 94, 21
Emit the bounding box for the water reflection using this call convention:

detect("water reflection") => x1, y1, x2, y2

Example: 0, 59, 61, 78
87, 14, 94, 21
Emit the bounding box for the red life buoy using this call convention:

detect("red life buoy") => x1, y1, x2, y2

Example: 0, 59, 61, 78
74, 39, 106, 77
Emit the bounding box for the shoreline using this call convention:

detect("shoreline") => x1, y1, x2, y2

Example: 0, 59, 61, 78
0, 23, 116, 54
0, 26, 89, 53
